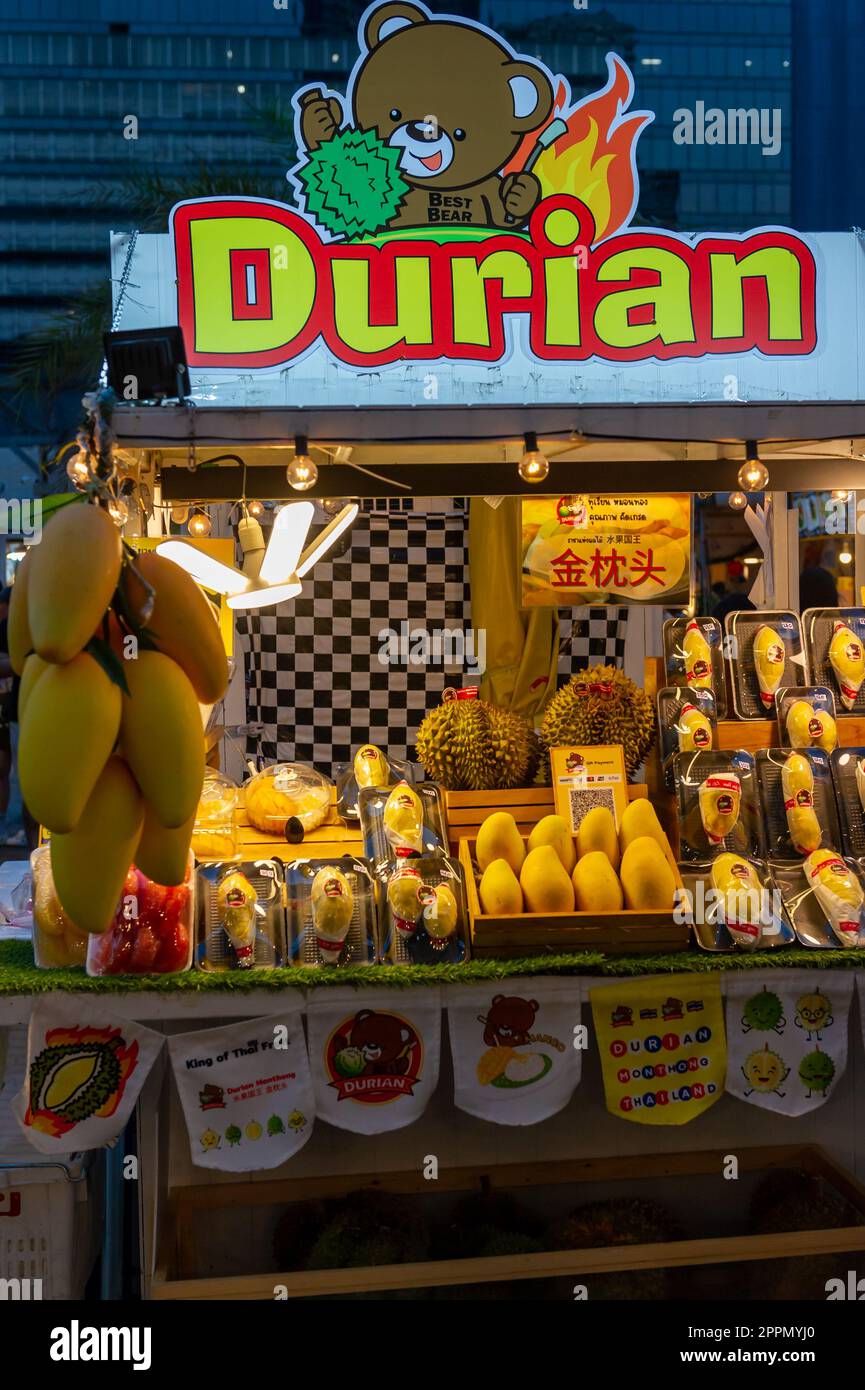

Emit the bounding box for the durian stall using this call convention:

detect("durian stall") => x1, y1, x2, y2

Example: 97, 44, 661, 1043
5, 408, 865, 1302
6, 0, 865, 1297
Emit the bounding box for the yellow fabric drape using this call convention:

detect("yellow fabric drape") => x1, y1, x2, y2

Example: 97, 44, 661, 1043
468, 497, 558, 719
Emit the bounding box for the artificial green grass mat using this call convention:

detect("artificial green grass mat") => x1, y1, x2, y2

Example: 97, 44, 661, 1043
1, 938, 864, 995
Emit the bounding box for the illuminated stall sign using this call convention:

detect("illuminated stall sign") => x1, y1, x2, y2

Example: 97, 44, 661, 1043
121, 3, 833, 405
521, 494, 692, 608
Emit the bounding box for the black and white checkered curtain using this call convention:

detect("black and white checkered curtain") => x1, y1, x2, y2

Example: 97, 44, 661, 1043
238, 504, 628, 771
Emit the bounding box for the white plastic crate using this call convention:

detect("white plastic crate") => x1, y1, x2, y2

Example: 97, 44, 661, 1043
0, 1172, 96, 1299
0, 1027, 101, 1299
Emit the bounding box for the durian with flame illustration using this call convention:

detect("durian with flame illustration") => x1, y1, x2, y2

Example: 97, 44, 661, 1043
805, 847, 864, 948
781, 752, 822, 855
710, 853, 762, 949
785, 699, 837, 753
828, 620, 865, 710
310, 866, 354, 963
676, 700, 713, 752
382, 781, 424, 856
698, 772, 741, 845
682, 619, 713, 690
421, 882, 459, 946
218, 870, 258, 968
752, 624, 786, 710
386, 864, 423, 937
353, 744, 389, 790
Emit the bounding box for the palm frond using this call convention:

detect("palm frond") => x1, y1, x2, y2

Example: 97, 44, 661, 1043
92, 160, 285, 228
11, 281, 112, 402
13, 130, 292, 409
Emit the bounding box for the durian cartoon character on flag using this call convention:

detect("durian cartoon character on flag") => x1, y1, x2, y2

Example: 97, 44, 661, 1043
590, 974, 726, 1125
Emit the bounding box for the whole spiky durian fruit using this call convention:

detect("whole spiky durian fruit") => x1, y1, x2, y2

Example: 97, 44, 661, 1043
415, 697, 541, 791
541, 664, 656, 776
547, 1198, 681, 1300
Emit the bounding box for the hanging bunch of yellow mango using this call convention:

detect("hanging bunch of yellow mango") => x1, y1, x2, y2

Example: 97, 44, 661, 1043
9, 499, 229, 935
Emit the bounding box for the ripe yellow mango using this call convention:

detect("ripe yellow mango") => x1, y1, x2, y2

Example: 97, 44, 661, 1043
123, 552, 229, 703
120, 651, 205, 828
476, 811, 525, 874
572, 851, 624, 912
479, 858, 524, 914
135, 805, 194, 887
19, 652, 122, 833
28, 502, 122, 663
8, 547, 32, 674
619, 798, 669, 855
520, 844, 574, 913
18, 652, 50, 720
620, 836, 677, 911
51, 755, 144, 934
528, 814, 576, 873
576, 805, 619, 869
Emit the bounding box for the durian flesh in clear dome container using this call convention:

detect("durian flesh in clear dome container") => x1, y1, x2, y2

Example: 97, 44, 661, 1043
192, 770, 239, 862
244, 763, 333, 836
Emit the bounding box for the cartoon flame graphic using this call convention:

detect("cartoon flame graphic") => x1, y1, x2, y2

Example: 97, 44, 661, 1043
507, 54, 652, 243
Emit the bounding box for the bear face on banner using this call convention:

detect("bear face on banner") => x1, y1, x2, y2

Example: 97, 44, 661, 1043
326, 1007, 425, 1103
478, 995, 540, 1049
294, 0, 553, 231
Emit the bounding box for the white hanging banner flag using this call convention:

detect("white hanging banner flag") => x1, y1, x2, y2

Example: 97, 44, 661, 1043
14, 995, 163, 1154
306, 986, 441, 1135
725, 969, 854, 1116
448, 978, 581, 1125
168, 1007, 314, 1171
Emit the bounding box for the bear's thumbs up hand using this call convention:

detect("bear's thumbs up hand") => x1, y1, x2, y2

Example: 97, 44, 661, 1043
300, 89, 342, 150
500, 171, 542, 224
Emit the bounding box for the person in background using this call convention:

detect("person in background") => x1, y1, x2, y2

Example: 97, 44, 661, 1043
711, 560, 756, 623
799, 539, 839, 611
0, 584, 31, 848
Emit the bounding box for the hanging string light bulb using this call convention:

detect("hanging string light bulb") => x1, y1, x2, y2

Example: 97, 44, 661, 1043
728, 490, 748, 511
737, 440, 769, 491
107, 495, 129, 526
66, 449, 92, 489
247, 499, 265, 518
170, 504, 190, 525
518, 431, 549, 484
188, 509, 212, 537
286, 436, 318, 492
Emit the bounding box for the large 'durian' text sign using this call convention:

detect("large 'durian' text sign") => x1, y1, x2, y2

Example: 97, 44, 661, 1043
117, 1, 857, 408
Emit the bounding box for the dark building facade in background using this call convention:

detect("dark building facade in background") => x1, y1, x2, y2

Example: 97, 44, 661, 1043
0, 0, 860, 451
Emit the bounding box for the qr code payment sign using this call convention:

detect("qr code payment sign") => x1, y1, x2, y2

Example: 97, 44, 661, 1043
567, 786, 617, 833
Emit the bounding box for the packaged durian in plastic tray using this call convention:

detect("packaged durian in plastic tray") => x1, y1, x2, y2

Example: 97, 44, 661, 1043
771, 853, 865, 948
359, 779, 449, 867
724, 610, 808, 719
673, 749, 760, 862
196, 859, 286, 971
776, 686, 838, 752
283, 856, 377, 967
755, 747, 840, 863
662, 615, 727, 718
377, 853, 469, 965
829, 747, 865, 859
657, 685, 717, 790
334, 744, 417, 823
802, 607, 865, 716
678, 856, 794, 952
